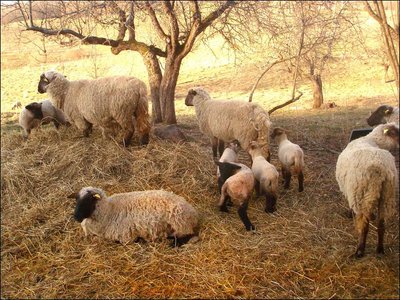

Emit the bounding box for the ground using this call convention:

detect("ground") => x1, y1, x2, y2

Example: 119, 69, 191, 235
1, 11, 399, 299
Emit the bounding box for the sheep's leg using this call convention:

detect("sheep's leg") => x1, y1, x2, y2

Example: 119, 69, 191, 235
283, 167, 291, 189
266, 151, 271, 163
376, 197, 385, 254
238, 202, 255, 231
265, 192, 277, 213
354, 213, 369, 258
255, 180, 261, 197
139, 132, 149, 145
218, 139, 225, 158
212, 137, 218, 159
123, 130, 134, 147
219, 195, 230, 212
298, 171, 304, 192
52, 120, 60, 130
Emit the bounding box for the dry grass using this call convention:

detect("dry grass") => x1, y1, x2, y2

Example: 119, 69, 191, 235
1, 103, 399, 299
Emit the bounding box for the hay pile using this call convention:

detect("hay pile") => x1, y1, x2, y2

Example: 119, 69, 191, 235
1, 110, 399, 299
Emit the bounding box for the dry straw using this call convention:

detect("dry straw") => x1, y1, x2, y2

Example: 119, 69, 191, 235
1, 110, 399, 299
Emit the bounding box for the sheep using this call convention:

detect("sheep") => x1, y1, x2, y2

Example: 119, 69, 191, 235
216, 161, 256, 231
11, 101, 22, 110
248, 141, 279, 213
37, 70, 151, 146
18, 99, 69, 139
185, 87, 272, 160
335, 123, 399, 258
367, 105, 399, 126
271, 127, 305, 192
68, 187, 200, 246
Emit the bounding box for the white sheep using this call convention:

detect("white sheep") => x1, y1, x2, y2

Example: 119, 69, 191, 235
18, 100, 69, 139
185, 87, 272, 160
69, 187, 200, 246
216, 161, 256, 231
367, 105, 399, 126
11, 101, 22, 110
38, 71, 151, 146
271, 127, 305, 192
335, 123, 399, 258
248, 141, 279, 213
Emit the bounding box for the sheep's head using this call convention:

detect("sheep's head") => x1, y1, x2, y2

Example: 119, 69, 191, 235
185, 87, 211, 106
25, 102, 43, 119
382, 123, 399, 148
185, 89, 197, 106
271, 127, 286, 140
227, 140, 241, 153
38, 71, 65, 94
68, 187, 105, 222
367, 105, 394, 126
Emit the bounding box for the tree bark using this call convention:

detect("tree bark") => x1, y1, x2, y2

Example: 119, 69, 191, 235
159, 55, 182, 124
311, 74, 324, 108
141, 51, 163, 124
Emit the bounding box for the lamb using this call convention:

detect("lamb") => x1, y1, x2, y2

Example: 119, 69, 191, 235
367, 105, 399, 126
248, 141, 279, 213
185, 87, 272, 160
11, 101, 22, 110
19, 99, 69, 139
69, 187, 200, 246
37, 71, 151, 146
335, 123, 399, 257
216, 161, 256, 231
271, 127, 305, 192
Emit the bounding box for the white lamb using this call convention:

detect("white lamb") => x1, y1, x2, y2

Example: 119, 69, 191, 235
19, 100, 69, 139
367, 105, 399, 126
37, 71, 151, 146
69, 187, 200, 246
248, 141, 279, 213
335, 123, 399, 258
185, 87, 272, 160
271, 127, 305, 192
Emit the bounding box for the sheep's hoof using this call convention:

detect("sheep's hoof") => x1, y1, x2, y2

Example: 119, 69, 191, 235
353, 249, 365, 258
246, 224, 256, 231
298, 187, 304, 192
376, 246, 384, 255
226, 199, 233, 207
265, 207, 276, 214
219, 206, 229, 213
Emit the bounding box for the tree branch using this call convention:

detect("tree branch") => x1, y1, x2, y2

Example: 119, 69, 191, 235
126, 1, 135, 41
268, 92, 304, 115
109, 1, 127, 41
162, 0, 180, 50
144, 1, 168, 41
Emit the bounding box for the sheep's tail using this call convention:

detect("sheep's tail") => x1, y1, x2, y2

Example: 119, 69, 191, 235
293, 153, 304, 175
135, 87, 151, 140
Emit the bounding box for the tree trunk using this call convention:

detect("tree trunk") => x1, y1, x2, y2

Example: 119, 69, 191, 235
159, 55, 182, 124
141, 51, 163, 124
311, 74, 324, 108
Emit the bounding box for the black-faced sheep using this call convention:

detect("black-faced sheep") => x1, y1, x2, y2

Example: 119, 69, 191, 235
185, 87, 272, 160
336, 123, 399, 258
248, 141, 279, 213
216, 161, 256, 231
367, 105, 399, 126
19, 100, 69, 139
271, 127, 305, 192
38, 71, 151, 146
69, 187, 200, 247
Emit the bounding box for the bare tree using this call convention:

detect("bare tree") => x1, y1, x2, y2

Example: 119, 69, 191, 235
364, 0, 399, 97
15, 0, 237, 124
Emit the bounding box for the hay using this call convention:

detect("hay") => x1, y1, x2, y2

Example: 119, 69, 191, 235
1, 109, 399, 299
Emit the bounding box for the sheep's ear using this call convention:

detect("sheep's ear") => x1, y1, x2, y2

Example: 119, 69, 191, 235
67, 192, 77, 199
189, 89, 197, 96
384, 106, 394, 115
